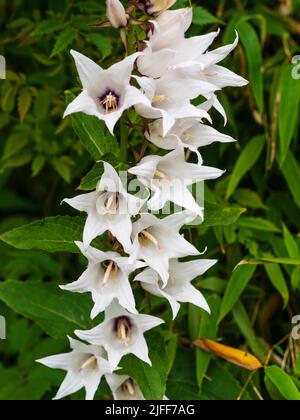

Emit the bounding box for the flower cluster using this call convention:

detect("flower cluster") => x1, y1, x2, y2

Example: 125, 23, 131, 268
37, 0, 247, 400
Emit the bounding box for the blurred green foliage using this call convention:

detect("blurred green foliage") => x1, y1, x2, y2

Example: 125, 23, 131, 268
0, 0, 300, 400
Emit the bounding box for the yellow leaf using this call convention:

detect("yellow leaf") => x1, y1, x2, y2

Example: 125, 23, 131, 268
193, 339, 263, 371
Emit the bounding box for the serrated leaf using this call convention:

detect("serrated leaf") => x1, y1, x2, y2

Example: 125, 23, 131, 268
85, 33, 113, 59
31, 19, 65, 36
0, 216, 86, 253
0, 281, 93, 339
51, 28, 78, 57
200, 204, 245, 228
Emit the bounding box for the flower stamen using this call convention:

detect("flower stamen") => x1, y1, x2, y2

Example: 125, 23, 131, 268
154, 169, 167, 179
122, 379, 136, 396
152, 94, 168, 104
79, 355, 97, 372
115, 317, 132, 345
104, 192, 120, 212
99, 91, 119, 113
102, 260, 119, 285
139, 229, 160, 248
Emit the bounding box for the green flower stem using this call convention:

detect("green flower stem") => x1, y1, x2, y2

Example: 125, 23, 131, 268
120, 116, 128, 163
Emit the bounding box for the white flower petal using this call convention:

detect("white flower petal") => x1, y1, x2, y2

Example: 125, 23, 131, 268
63, 192, 97, 213
70, 50, 103, 90
135, 313, 164, 332
63, 91, 99, 119
83, 209, 106, 249
53, 372, 82, 400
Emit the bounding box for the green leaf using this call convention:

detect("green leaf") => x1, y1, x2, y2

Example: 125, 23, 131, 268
79, 154, 118, 191
291, 267, 300, 291
0, 216, 86, 253
232, 301, 267, 360
235, 189, 267, 209
237, 217, 280, 233
265, 366, 300, 401
167, 347, 200, 400
278, 64, 300, 164
31, 19, 65, 36
226, 135, 265, 199
202, 362, 248, 400
264, 264, 289, 307
85, 33, 113, 59
0, 281, 93, 339
236, 20, 264, 114
218, 265, 257, 323
238, 257, 300, 266
199, 204, 246, 228
196, 295, 221, 388
51, 28, 78, 57
283, 225, 299, 259
192, 6, 223, 26
31, 155, 46, 177
51, 157, 72, 183
65, 91, 119, 161
280, 151, 300, 209
18, 87, 32, 122
120, 331, 171, 400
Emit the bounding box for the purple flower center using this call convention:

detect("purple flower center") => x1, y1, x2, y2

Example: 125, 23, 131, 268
97, 89, 120, 113
114, 316, 132, 343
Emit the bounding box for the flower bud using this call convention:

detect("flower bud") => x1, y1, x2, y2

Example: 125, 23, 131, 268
146, 0, 176, 15
106, 0, 128, 28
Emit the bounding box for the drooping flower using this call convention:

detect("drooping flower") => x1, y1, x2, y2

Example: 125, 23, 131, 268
75, 300, 164, 371
134, 259, 217, 319
145, 117, 235, 162
106, 0, 128, 28
129, 211, 199, 286
64, 50, 150, 134
60, 242, 145, 318
129, 144, 224, 215
138, 17, 248, 90
106, 374, 145, 400
37, 337, 112, 400
138, 29, 219, 78
63, 162, 145, 252
145, 0, 176, 15
134, 72, 215, 135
